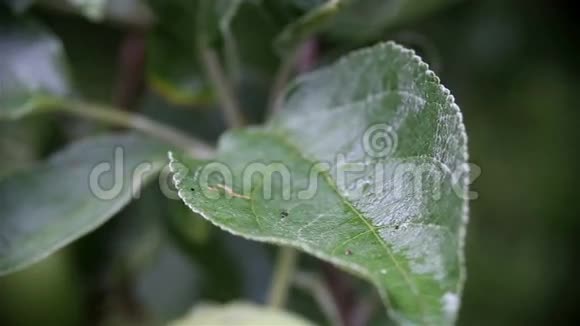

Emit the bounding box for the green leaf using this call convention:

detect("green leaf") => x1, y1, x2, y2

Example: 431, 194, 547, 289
170, 42, 469, 324
0, 20, 71, 119
170, 302, 314, 326
0, 133, 168, 276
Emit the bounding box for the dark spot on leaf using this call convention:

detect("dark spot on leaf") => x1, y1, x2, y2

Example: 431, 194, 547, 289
345, 249, 352, 256
190, 188, 195, 192
394, 225, 400, 230
280, 209, 288, 219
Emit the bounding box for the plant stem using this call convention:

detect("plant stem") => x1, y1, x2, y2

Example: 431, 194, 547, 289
267, 52, 297, 119
293, 271, 343, 326
267, 246, 299, 308
267, 39, 319, 119
274, 0, 342, 52
52, 98, 215, 159
200, 46, 245, 128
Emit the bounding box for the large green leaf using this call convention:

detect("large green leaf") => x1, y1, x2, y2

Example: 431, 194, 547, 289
0, 133, 168, 276
170, 42, 469, 324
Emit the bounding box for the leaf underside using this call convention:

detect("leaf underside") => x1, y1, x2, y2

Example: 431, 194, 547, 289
171, 42, 469, 325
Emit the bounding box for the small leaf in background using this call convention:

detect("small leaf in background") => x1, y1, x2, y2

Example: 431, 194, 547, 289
146, 0, 281, 108
3, 0, 36, 12
0, 133, 168, 276
135, 241, 201, 324
0, 19, 70, 119
325, 0, 461, 41
42, 13, 123, 103
76, 184, 204, 325
3, 0, 107, 18
171, 42, 469, 324
0, 250, 85, 326
0, 118, 55, 179
94, 0, 154, 26
278, 0, 460, 44
168, 199, 270, 304
170, 301, 314, 326
62, 0, 108, 20
8, 0, 154, 26
275, 0, 343, 52
146, 0, 213, 106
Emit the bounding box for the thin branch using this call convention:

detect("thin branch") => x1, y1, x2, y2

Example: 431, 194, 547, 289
113, 30, 147, 110
199, 46, 245, 128
267, 53, 297, 119
323, 262, 356, 325
267, 246, 299, 308
220, 0, 244, 82
348, 294, 380, 326
275, 0, 343, 53
53, 98, 215, 159
293, 271, 344, 326
267, 39, 319, 120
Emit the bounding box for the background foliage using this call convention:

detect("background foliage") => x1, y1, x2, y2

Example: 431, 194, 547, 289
0, 0, 578, 325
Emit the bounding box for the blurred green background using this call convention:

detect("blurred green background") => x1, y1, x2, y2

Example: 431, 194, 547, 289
0, 0, 579, 325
